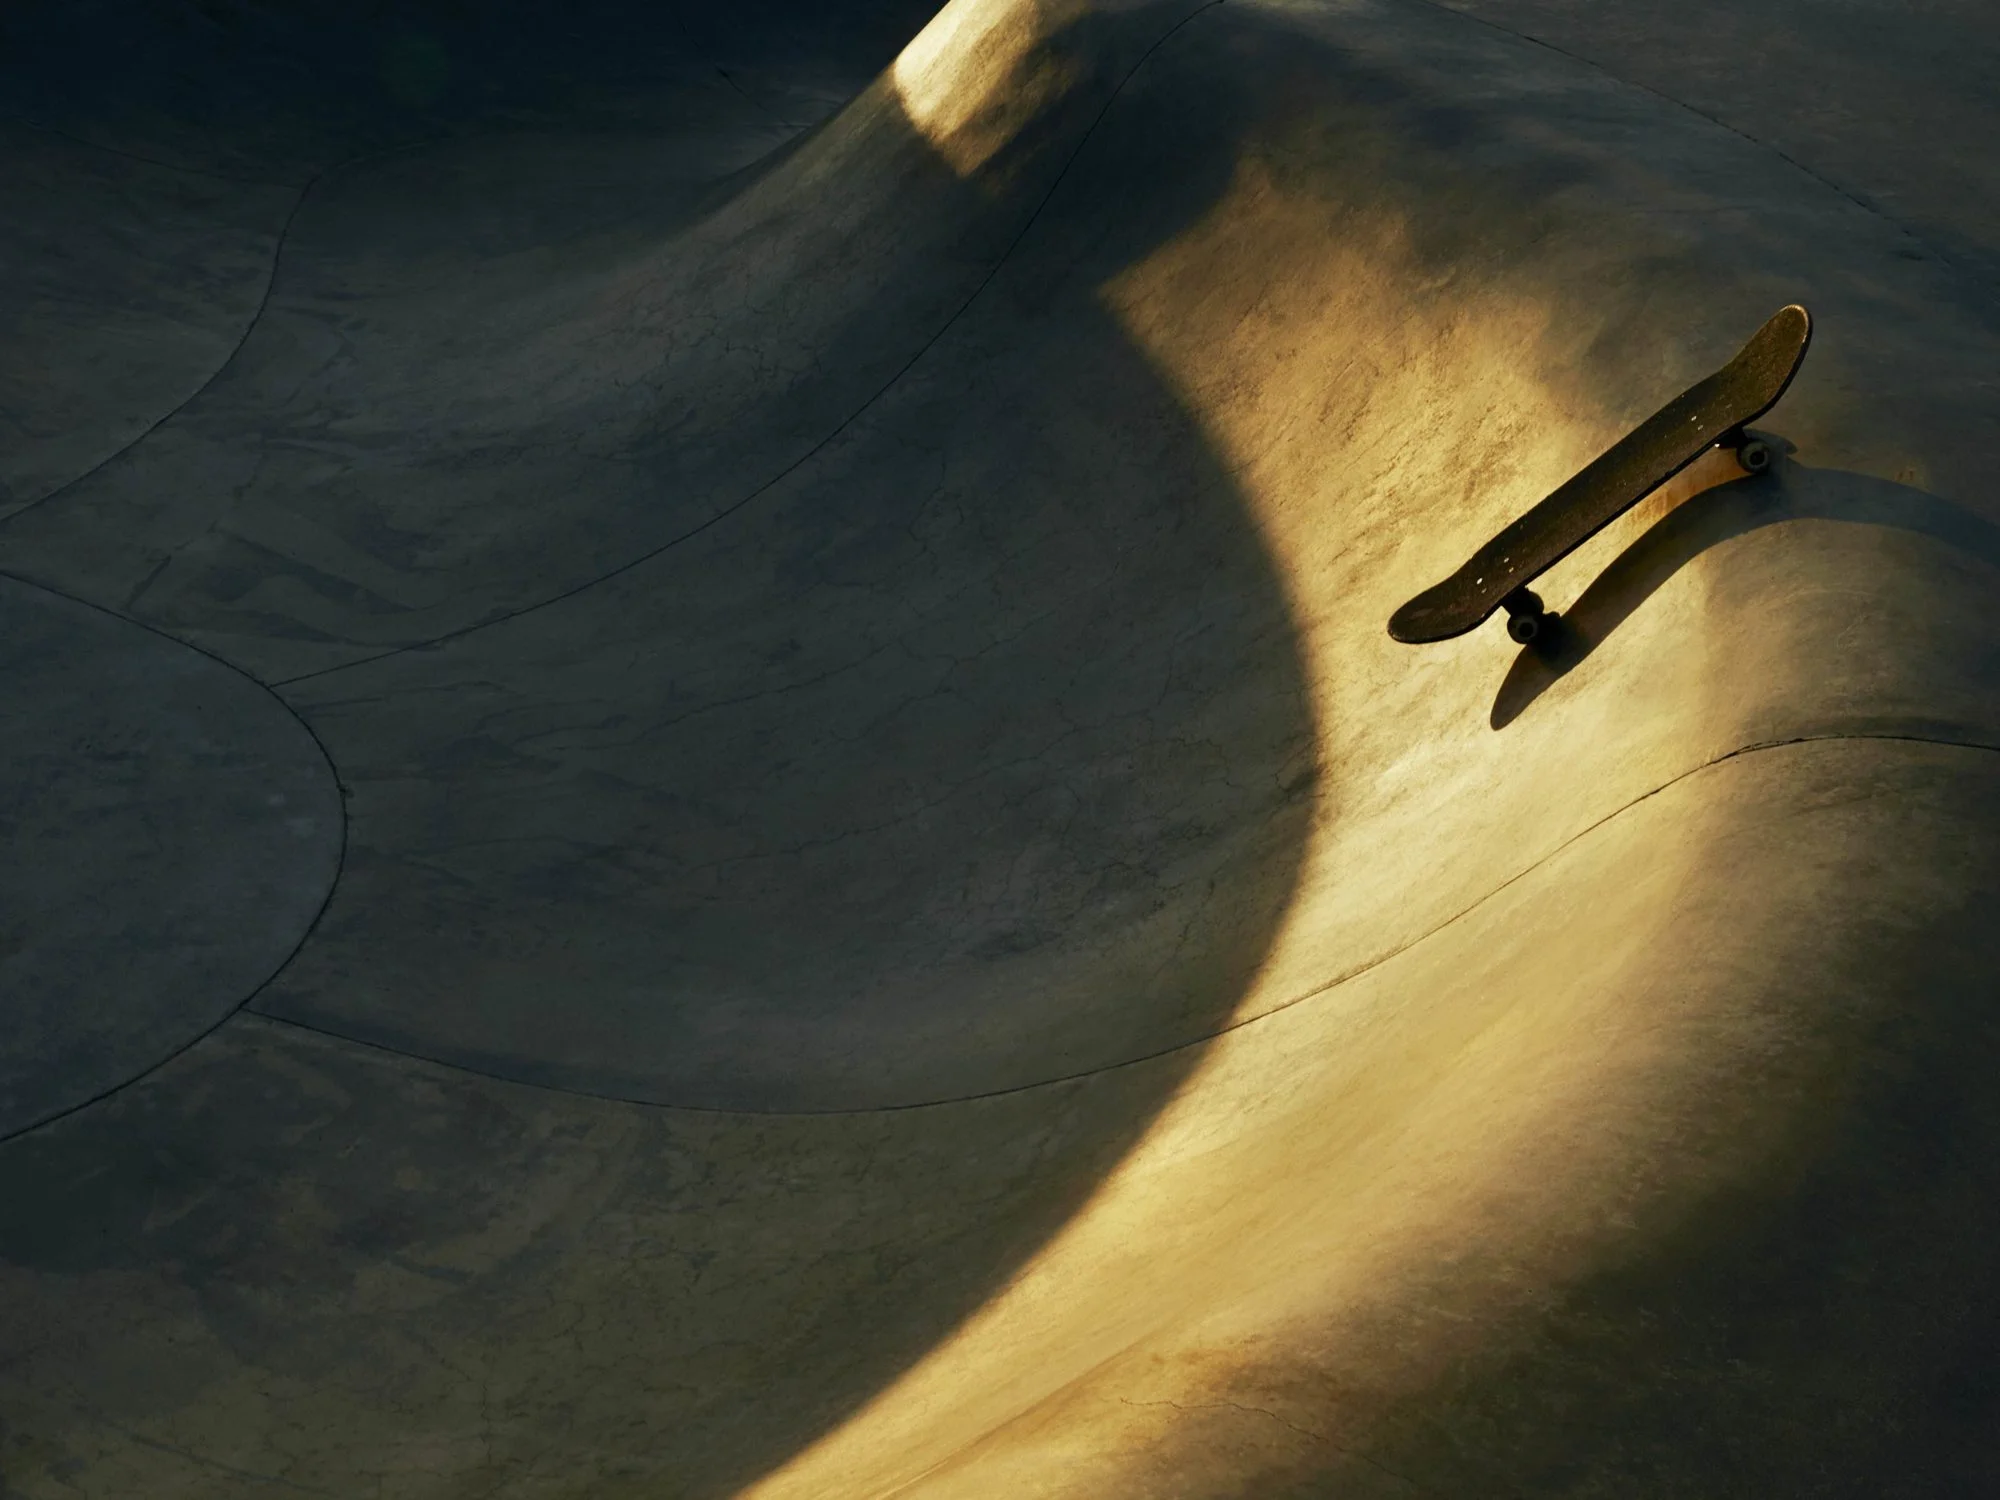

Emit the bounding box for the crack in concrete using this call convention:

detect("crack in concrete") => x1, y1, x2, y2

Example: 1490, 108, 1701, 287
93, 1417, 336, 1495
266, 0, 1234, 691
1118, 1394, 1452, 1494
0, 133, 455, 532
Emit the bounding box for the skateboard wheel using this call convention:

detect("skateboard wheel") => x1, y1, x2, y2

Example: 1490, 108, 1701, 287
1736, 437, 1773, 473
1500, 585, 1547, 645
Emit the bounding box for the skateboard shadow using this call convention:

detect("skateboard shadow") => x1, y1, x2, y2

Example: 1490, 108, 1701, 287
1490, 453, 2000, 729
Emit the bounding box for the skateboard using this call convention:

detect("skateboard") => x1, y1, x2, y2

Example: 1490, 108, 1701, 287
1387, 303, 1812, 646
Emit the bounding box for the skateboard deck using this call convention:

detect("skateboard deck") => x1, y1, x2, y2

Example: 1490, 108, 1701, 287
1388, 303, 1812, 646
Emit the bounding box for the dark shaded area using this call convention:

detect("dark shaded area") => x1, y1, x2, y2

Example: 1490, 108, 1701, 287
0, 1015, 1178, 1499
0, 0, 945, 173
243, 2, 1329, 1110
1435, 0, 2000, 293
0, 1, 1326, 1492
0, 579, 339, 1137
0, 5, 1240, 670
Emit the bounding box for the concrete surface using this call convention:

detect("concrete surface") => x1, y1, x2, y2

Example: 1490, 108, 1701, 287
2, 0, 1996, 1494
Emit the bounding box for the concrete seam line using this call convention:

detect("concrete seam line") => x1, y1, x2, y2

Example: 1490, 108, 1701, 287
1399, 0, 1966, 277
0, 113, 299, 185
228, 729, 2000, 1121
0, 568, 350, 1150
266, 0, 1233, 690
0, 133, 453, 529
0, 724, 1968, 1160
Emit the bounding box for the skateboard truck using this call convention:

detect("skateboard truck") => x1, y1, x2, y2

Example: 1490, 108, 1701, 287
1498, 430, 1769, 649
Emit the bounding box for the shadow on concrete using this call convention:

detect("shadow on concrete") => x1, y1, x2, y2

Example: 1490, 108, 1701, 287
0, 6, 1324, 1497
1493, 456, 2000, 729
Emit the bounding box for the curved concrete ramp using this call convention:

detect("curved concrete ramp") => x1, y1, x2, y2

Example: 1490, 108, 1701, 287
3, 0, 1997, 1495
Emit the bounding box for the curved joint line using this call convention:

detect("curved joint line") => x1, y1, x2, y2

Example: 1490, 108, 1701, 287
271, 0, 1233, 690
1402, 0, 1971, 277
213, 730, 2000, 1123
0, 134, 451, 531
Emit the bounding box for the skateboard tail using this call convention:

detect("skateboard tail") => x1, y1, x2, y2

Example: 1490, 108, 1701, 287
1388, 577, 1480, 643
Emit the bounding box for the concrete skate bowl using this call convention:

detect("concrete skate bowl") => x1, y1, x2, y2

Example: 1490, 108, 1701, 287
3, 0, 1999, 1496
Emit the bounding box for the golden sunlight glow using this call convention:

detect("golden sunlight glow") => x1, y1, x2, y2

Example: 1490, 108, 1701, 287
890, 0, 1079, 176
737, 129, 1755, 1500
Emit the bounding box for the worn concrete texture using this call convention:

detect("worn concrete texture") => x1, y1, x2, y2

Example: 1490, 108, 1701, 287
2, 0, 1996, 1494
